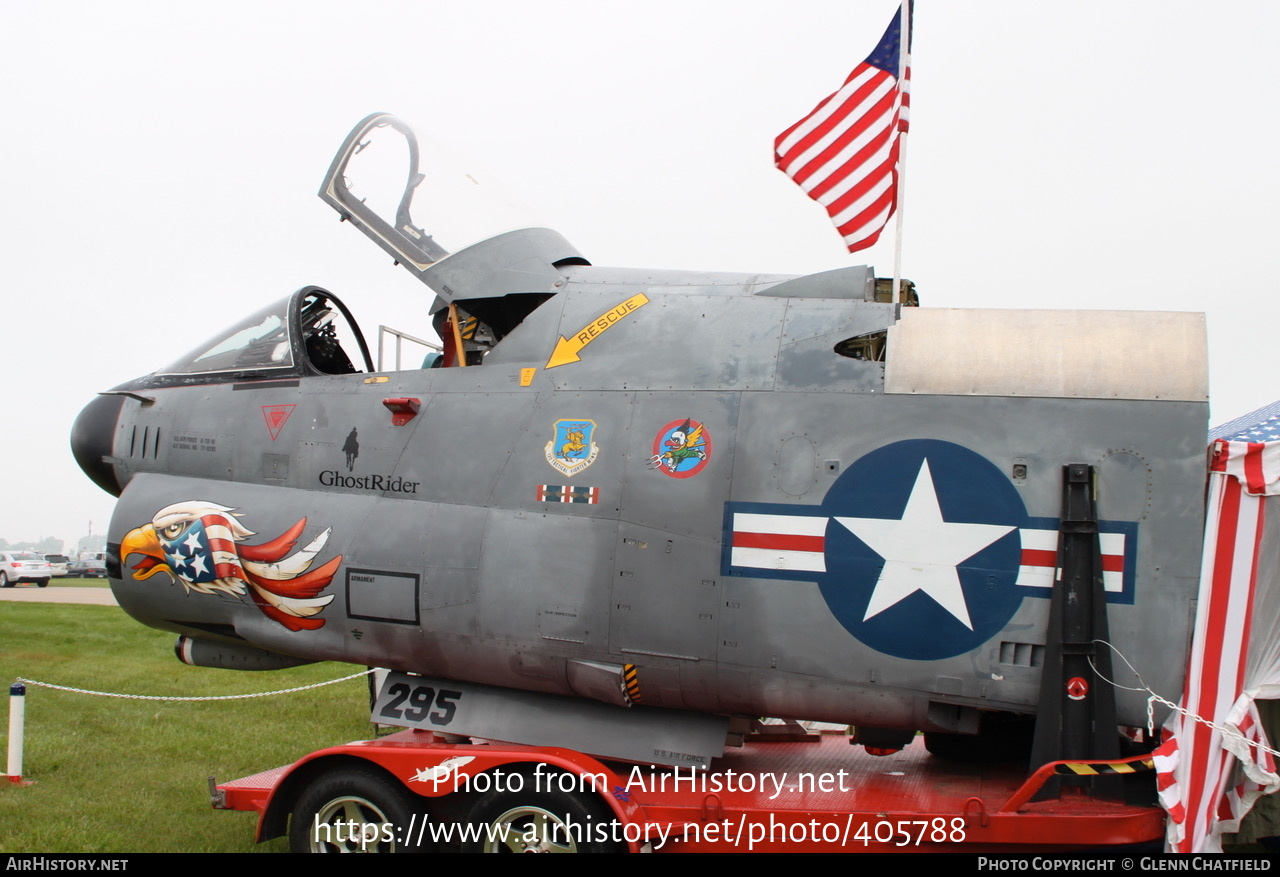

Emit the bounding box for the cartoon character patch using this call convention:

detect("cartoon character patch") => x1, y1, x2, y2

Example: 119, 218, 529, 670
544, 419, 600, 476
120, 501, 341, 632
649, 418, 711, 478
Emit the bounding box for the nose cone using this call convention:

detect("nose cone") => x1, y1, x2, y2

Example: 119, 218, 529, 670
71, 394, 124, 497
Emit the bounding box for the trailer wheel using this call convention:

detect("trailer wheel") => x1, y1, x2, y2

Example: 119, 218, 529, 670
289, 765, 427, 853
463, 778, 623, 853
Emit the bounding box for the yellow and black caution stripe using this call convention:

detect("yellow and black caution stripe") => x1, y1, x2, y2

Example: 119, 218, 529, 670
1053, 756, 1155, 777
623, 664, 644, 704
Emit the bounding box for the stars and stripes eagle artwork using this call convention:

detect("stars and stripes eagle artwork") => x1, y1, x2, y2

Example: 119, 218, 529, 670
120, 501, 341, 631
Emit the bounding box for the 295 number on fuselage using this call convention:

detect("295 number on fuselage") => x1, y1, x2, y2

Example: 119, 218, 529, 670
376, 679, 463, 727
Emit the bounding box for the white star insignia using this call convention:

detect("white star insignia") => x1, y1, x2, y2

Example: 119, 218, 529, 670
834, 459, 1016, 630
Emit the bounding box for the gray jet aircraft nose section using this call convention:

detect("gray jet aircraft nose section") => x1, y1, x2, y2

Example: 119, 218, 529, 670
71, 392, 126, 497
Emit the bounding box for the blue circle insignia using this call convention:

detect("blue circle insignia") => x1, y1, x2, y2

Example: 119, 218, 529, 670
816, 439, 1029, 660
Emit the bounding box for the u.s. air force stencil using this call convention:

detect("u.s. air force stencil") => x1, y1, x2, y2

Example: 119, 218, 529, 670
722, 439, 1138, 661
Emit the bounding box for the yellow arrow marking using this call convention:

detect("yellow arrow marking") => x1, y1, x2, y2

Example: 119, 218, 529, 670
545, 292, 650, 368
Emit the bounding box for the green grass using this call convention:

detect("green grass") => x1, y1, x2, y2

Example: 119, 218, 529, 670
0, 604, 371, 853
46, 577, 111, 588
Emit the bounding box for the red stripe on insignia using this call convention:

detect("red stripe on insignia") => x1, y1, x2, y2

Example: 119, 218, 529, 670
733, 532, 825, 552
1022, 547, 1124, 573
1021, 548, 1056, 567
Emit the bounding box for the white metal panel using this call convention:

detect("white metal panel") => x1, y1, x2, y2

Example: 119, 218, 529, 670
884, 308, 1208, 401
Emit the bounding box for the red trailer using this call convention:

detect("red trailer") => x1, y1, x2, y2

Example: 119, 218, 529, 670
213, 723, 1164, 853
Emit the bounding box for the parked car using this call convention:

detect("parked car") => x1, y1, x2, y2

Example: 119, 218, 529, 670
69, 559, 108, 579
43, 554, 71, 577
0, 551, 51, 587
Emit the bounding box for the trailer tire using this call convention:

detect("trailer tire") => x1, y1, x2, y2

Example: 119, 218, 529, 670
289, 765, 428, 853
462, 774, 624, 853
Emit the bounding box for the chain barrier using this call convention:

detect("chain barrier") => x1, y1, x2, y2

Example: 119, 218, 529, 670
16, 668, 374, 702
1090, 639, 1280, 761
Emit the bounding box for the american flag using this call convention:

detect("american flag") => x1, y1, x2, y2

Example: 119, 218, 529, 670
1210, 398, 1280, 443
774, 3, 911, 253
1156, 417, 1280, 852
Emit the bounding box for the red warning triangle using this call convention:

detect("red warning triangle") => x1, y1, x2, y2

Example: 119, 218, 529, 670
261, 404, 297, 441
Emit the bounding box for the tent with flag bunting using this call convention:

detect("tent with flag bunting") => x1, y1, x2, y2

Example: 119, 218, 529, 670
1154, 400, 1280, 852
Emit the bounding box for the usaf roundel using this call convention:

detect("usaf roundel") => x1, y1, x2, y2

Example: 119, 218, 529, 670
724, 440, 1093, 661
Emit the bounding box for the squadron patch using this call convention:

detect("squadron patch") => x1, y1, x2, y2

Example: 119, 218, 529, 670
545, 419, 600, 476
649, 418, 712, 479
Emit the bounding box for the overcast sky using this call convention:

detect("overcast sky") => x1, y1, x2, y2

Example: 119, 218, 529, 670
2, 0, 1275, 549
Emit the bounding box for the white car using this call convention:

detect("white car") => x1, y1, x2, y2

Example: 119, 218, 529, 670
0, 551, 51, 587
42, 554, 71, 577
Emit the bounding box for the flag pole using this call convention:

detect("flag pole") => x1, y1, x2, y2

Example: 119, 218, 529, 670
892, 135, 908, 305
892, 0, 910, 305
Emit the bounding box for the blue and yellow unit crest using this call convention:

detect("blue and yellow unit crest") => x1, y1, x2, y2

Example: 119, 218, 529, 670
545, 419, 600, 477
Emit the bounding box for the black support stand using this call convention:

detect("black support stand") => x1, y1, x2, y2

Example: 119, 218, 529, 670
1029, 463, 1121, 798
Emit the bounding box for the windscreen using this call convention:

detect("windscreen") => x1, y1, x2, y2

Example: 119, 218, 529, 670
156, 298, 293, 376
